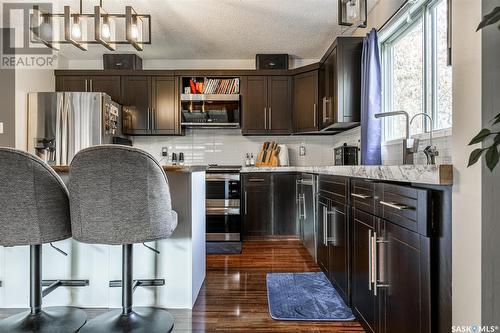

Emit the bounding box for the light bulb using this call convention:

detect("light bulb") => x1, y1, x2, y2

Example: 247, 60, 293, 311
130, 23, 139, 40
40, 19, 52, 40
347, 0, 359, 21
101, 19, 111, 39
71, 17, 81, 39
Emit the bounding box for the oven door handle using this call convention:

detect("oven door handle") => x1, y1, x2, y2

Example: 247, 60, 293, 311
206, 207, 241, 215
206, 175, 240, 181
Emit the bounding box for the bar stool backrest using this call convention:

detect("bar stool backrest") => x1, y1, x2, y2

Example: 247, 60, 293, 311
69, 145, 177, 245
0, 147, 71, 246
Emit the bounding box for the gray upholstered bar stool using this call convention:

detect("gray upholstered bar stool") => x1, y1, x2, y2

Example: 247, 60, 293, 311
69, 145, 178, 333
0, 147, 87, 333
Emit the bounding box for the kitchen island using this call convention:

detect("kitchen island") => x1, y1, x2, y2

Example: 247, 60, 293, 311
0, 165, 206, 310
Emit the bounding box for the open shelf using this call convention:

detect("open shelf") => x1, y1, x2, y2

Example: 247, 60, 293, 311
180, 94, 240, 102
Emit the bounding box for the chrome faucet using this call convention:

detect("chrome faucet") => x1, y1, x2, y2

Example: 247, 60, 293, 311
374, 111, 419, 165
410, 113, 439, 165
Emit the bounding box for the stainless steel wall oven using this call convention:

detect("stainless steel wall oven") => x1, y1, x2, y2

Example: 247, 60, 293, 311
205, 166, 242, 241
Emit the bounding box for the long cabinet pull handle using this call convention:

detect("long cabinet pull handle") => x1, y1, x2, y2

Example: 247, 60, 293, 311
269, 107, 272, 130
313, 103, 317, 127
372, 231, 378, 296
264, 107, 267, 130
147, 108, 150, 131
89, 79, 93, 91
352, 193, 372, 199
244, 190, 247, 215
379, 201, 412, 210
152, 108, 155, 131
368, 229, 372, 291
302, 194, 307, 220
376, 237, 389, 291
248, 178, 265, 182
85, 79, 88, 92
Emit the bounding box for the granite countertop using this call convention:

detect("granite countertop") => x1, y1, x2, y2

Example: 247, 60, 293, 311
241, 165, 453, 185
51, 165, 207, 173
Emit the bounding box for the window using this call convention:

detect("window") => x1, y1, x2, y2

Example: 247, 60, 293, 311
380, 0, 452, 141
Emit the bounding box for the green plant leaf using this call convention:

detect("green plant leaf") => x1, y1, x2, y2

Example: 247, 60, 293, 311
485, 146, 499, 172
468, 148, 484, 167
494, 133, 500, 145
477, 6, 500, 31
469, 128, 491, 145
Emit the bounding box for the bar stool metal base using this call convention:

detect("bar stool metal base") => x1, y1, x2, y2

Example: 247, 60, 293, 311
79, 307, 174, 333
0, 306, 87, 333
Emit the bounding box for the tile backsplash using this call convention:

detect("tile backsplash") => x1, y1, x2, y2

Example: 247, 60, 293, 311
132, 126, 452, 166
132, 128, 361, 166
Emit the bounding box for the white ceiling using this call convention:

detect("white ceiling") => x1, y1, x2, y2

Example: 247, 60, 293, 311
30, 0, 379, 60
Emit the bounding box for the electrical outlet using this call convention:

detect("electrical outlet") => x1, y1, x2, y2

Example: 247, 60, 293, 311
161, 147, 168, 157
299, 143, 306, 156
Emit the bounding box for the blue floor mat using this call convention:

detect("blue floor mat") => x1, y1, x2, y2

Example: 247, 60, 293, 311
266, 272, 355, 321
206, 241, 242, 254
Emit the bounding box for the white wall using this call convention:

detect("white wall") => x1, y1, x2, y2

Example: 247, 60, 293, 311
352, 0, 406, 36
452, 0, 482, 326
14, 70, 55, 150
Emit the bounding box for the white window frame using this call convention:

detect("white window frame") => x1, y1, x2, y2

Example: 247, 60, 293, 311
379, 0, 451, 142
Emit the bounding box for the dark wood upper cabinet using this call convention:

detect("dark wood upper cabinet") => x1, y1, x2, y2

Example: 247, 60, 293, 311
293, 70, 319, 133
242, 76, 292, 135
56, 75, 121, 103
242, 76, 268, 134
56, 75, 87, 92
267, 76, 292, 134
122, 76, 152, 135
152, 76, 179, 135
89, 76, 121, 103
122, 76, 180, 136
319, 37, 363, 130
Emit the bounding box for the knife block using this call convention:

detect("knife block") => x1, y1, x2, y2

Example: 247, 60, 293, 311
255, 149, 280, 167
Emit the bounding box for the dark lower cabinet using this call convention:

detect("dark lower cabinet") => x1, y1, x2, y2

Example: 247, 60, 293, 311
352, 208, 380, 333
352, 191, 432, 333
317, 195, 330, 273
329, 200, 349, 303
382, 220, 431, 333
242, 173, 297, 238
242, 174, 272, 237
273, 173, 298, 235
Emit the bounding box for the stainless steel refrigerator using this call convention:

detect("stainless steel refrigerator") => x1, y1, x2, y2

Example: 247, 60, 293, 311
27, 92, 123, 166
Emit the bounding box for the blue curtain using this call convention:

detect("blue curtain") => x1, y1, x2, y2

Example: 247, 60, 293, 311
360, 28, 382, 165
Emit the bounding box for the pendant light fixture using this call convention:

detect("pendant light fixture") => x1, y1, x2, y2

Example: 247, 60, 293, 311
338, 0, 367, 27
30, 0, 151, 51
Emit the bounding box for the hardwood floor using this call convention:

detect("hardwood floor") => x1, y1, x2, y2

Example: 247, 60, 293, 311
0, 240, 364, 332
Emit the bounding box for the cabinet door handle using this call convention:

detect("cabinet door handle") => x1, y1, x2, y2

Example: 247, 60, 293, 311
84, 79, 88, 92
323, 206, 328, 245
322, 97, 327, 123
313, 103, 317, 127
152, 108, 155, 131
372, 231, 378, 296
89, 79, 93, 91
380, 201, 412, 210
244, 190, 247, 215
352, 193, 372, 199
264, 107, 267, 130
147, 108, 151, 131
269, 107, 272, 130
376, 237, 389, 293
248, 178, 265, 182
368, 229, 372, 291
302, 194, 307, 220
